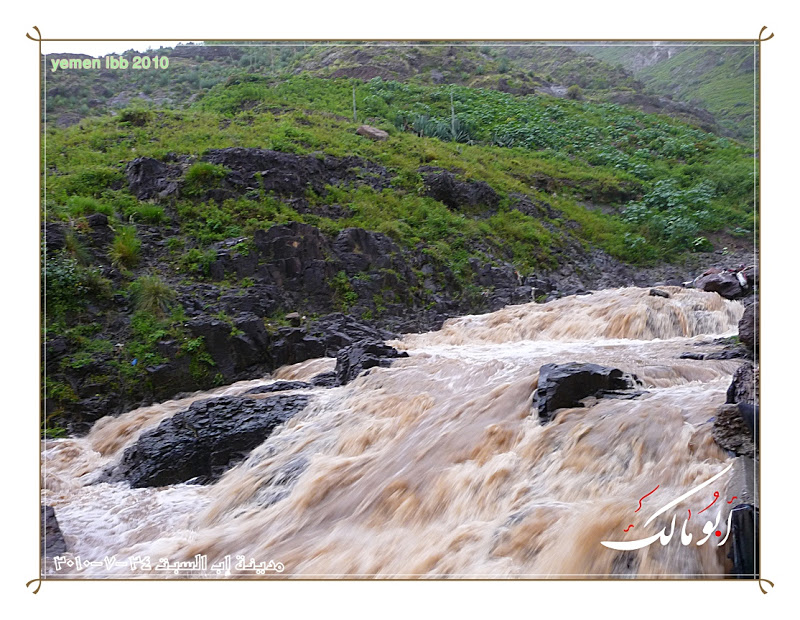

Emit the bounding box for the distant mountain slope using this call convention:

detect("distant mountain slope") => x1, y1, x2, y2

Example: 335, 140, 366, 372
43, 42, 728, 139
574, 43, 756, 142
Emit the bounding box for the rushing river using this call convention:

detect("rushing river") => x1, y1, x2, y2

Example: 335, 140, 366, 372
42, 286, 748, 578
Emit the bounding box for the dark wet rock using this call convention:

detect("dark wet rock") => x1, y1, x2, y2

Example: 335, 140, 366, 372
736, 403, 756, 435
145, 357, 200, 400
270, 328, 326, 368
219, 288, 279, 317
42, 505, 67, 558
334, 340, 409, 386
125, 157, 181, 200
332, 227, 409, 277
705, 348, 749, 361
693, 269, 743, 299
738, 301, 757, 353
45, 337, 70, 363
679, 352, 706, 360
86, 212, 109, 228
44, 222, 66, 254
244, 381, 311, 394
509, 193, 560, 219
307, 313, 397, 355
310, 371, 338, 387
534, 362, 641, 424
115, 394, 309, 487
726, 363, 758, 406
422, 170, 500, 211
728, 504, 759, 577
713, 403, 755, 458
201, 147, 393, 197
185, 312, 270, 381
649, 288, 670, 298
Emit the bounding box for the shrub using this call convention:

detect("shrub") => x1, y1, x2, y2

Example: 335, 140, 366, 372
179, 248, 218, 276
44, 255, 89, 317
109, 226, 141, 268
130, 275, 175, 317
119, 106, 152, 127
566, 85, 584, 100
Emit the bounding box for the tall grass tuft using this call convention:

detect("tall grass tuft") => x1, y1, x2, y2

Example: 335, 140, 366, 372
130, 274, 175, 317
63, 228, 91, 265
109, 226, 141, 268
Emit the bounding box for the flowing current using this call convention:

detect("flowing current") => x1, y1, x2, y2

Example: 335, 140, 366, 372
42, 287, 747, 578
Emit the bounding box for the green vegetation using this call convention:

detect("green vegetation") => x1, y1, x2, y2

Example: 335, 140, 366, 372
183, 162, 229, 196
41, 53, 756, 434
332, 270, 358, 310
130, 275, 175, 317
109, 226, 141, 268
577, 44, 756, 141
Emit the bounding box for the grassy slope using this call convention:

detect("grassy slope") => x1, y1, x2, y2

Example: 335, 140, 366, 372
576, 44, 756, 142
42, 74, 755, 434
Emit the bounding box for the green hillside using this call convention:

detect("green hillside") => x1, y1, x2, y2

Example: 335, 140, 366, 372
575, 43, 756, 142
41, 50, 757, 435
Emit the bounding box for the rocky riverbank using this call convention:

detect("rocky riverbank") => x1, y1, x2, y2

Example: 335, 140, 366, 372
43, 146, 756, 435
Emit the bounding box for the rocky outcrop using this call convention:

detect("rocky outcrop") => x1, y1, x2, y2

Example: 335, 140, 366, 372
125, 157, 182, 200
714, 361, 758, 458
356, 124, 389, 140
713, 404, 755, 458
534, 362, 642, 423
186, 312, 271, 381
693, 269, 743, 299
726, 363, 758, 406
201, 148, 393, 197
245, 381, 312, 395
41, 505, 67, 558
334, 340, 409, 386
738, 301, 757, 353
422, 170, 500, 211
115, 394, 309, 487
693, 266, 757, 300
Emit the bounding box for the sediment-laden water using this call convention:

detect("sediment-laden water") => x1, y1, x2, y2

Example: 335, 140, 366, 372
42, 287, 746, 578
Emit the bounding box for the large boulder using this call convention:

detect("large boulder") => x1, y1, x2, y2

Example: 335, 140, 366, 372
125, 157, 181, 200
726, 363, 758, 406
738, 301, 758, 353
334, 340, 409, 386
356, 124, 389, 141
713, 404, 755, 458
693, 269, 743, 299
534, 362, 641, 423
185, 312, 270, 381
715, 363, 758, 458
115, 394, 309, 487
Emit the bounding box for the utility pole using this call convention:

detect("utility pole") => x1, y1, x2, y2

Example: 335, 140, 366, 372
450, 90, 456, 139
